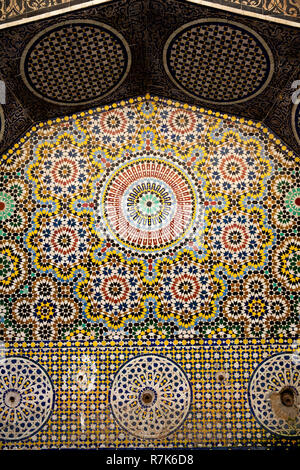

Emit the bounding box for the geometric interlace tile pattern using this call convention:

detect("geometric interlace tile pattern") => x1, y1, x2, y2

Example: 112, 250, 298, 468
1, 97, 299, 343
0, 97, 299, 448
20, 21, 131, 106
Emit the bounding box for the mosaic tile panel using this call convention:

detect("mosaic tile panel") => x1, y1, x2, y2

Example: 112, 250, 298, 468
0, 97, 299, 343
163, 19, 274, 104
20, 21, 131, 106
292, 101, 300, 146
0, 339, 298, 449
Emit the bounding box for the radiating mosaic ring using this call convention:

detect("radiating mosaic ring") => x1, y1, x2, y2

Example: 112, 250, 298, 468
110, 354, 192, 439
248, 353, 300, 437
0, 356, 54, 441
96, 156, 202, 253
20, 20, 131, 105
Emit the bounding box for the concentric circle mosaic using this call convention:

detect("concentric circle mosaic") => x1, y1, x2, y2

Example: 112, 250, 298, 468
0, 356, 54, 441
95, 156, 202, 253
110, 354, 192, 439
0, 341, 298, 450
20, 20, 131, 105
163, 19, 274, 104
0, 97, 299, 341
248, 353, 300, 438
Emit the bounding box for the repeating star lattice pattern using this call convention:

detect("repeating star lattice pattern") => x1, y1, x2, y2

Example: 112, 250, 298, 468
0, 97, 299, 342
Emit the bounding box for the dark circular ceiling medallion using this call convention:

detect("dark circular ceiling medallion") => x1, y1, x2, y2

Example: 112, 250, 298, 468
0, 356, 54, 441
20, 20, 131, 106
163, 19, 274, 105
110, 354, 192, 439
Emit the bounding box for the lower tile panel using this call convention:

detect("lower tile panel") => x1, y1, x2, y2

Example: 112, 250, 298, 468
0, 339, 299, 449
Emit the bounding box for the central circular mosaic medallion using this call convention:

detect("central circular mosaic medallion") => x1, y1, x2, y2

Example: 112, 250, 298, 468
163, 19, 274, 104
97, 157, 200, 252
110, 355, 192, 439
21, 20, 131, 105
124, 177, 177, 230
0, 356, 54, 441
